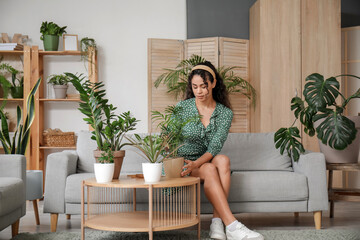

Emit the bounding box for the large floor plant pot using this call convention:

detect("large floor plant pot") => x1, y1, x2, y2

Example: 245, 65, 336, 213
94, 163, 114, 183
94, 150, 125, 179
142, 162, 162, 183
315, 116, 360, 163
43, 35, 59, 51
163, 157, 184, 179
53, 85, 68, 99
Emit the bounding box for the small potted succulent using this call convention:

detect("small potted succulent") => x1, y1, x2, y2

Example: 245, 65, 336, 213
0, 63, 24, 99
274, 73, 360, 163
40, 21, 67, 51
47, 74, 70, 99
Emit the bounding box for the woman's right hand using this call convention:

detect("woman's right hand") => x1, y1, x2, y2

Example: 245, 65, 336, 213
181, 159, 199, 177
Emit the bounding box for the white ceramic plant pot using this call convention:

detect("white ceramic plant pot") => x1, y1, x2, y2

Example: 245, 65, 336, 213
53, 85, 68, 99
94, 163, 114, 183
142, 162, 162, 183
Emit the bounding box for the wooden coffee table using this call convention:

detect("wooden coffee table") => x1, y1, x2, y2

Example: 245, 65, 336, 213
81, 176, 201, 240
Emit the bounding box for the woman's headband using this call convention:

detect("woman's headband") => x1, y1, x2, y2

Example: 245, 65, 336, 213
191, 65, 216, 81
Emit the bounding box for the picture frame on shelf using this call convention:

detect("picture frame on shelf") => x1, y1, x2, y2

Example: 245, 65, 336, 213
63, 34, 78, 51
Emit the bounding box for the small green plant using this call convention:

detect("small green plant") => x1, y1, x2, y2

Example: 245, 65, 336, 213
0, 63, 24, 99
40, 21, 67, 40
47, 74, 70, 85
274, 73, 360, 162
97, 144, 114, 163
151, 105, 200, 158
0, 78, 41, 155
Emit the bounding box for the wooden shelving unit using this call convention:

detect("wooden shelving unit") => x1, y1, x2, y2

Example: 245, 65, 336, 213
0, 46, 32, 168
30, 46, 97, 171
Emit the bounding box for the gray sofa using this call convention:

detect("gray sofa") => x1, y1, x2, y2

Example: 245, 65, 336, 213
0, 155, 26, 238
44, 131, 328, 231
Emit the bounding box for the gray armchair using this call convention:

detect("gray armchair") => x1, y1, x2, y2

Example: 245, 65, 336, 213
0, 154, 26, 238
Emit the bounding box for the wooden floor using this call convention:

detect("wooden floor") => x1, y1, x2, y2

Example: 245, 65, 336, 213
1, 201, 359, 240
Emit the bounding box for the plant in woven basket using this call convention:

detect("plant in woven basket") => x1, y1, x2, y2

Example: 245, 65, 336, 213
274, 73, 360, 162
155, 54, 256, 107
0, 78, 41, 154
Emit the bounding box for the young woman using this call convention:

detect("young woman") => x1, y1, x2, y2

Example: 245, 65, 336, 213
176, 61, 264, 240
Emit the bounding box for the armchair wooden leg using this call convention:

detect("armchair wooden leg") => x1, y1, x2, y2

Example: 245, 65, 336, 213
32, 200, 40, 225
294, 212, 299, 217
66, 214, 71, 220
313, 211, 322, 229
11, 219, 19, 237
51, 213, 58, 232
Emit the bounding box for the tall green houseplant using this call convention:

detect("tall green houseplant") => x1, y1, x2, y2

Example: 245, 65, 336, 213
274, 73, 360, 162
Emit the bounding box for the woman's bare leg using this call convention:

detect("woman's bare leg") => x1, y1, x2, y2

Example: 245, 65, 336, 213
211, 154, 231, 219
191, 162, 236, 225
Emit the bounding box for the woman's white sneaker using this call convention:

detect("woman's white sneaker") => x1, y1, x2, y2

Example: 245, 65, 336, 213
226, 223, 264, 240
209, 220, 226, 240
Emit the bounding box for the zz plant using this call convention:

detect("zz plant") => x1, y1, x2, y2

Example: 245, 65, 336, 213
274, 73, 360, 162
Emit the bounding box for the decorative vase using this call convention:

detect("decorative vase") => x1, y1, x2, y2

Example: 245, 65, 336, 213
94, 163, 114, 183
142, 162, 162, 183
94, 150, 125, 179
43, 35, 59, 51
163, 157, 184, 179
315, 116, 360, 163
10, 86, 23, 98
53, 85, 68, 99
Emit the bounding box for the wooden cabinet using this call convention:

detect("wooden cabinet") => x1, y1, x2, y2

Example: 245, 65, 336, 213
148, 37, 250, 133
30, 46, 97, 171
0, 46, 32, 167
249, 0, 341, 151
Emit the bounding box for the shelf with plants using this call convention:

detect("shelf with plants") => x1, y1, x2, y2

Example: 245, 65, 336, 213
30, 45, 97, 171
0, 46, 32, 168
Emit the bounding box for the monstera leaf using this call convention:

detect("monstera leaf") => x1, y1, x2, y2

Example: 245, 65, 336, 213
274, 127, 305, 162
291, 97, 317, 136
314, 108, 357, 150
303, 73, 340, 109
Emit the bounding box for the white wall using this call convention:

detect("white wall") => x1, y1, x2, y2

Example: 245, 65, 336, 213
0, 0, 187, 133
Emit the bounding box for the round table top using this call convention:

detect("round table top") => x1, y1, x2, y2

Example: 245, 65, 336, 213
83, 176, 200, 188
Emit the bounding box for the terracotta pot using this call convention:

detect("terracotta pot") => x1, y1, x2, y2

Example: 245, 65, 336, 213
163, 157, 184, 179
94, 150, 125, 179
315, 116, 360, 163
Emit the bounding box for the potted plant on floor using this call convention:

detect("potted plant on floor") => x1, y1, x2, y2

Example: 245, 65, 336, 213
40, 21, 67, 51
274, 73, 360, 163
47, 74, 70, 99
152, 105, 200, 178
65, 73, 138, 180
0, 63, 24, 99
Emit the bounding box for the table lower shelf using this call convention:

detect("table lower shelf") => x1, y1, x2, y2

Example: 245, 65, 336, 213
85, 211, 198, 232
329, 188, 360, 202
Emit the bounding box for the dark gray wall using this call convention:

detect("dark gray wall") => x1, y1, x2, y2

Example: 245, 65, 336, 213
187, 0, 360, 39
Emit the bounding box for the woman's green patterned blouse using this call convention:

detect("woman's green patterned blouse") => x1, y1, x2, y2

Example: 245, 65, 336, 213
177, 98, 233, 161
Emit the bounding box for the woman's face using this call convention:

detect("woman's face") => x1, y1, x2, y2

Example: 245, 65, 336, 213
191, 74, 216, 102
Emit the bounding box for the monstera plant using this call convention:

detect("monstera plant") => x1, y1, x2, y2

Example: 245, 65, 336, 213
274, 73, 360, 162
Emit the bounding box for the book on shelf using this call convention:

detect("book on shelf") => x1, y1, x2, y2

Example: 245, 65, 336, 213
0, 43, 24, 51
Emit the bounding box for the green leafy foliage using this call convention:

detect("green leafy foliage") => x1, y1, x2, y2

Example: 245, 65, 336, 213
0, 63, 24, 99
47, 74, 70, 85
154, 54, 256, 106
65, 72, 138, 152
0, 78, 41, 155
97, 143, 114, 163
40, 21, 67, 40
275, 73, 360, 162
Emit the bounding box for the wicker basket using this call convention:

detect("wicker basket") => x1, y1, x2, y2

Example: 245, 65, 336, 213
43, 128, 76, 147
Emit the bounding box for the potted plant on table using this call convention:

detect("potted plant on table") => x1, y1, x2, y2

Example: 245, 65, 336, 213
40, 21, 67, 51
274, 73, 360, 163
47, 74, 70, 99
65, 73, 138, 181
0, 63, 24, 99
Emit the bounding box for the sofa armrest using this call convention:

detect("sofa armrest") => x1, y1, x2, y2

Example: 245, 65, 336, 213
0, 154, 26, 181
292, 152, 328, 212
43, 151, 78, 214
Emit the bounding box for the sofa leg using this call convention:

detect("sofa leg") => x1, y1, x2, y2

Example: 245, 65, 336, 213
51, 213, 58, 232
11, 219, 19, 237
294, 212, 299, 217
313, 211, 322, 229
66, 214, 71, 220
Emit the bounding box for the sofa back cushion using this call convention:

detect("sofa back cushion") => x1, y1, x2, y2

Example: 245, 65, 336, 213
219, 133, 292, 171
76, 131, 97, 173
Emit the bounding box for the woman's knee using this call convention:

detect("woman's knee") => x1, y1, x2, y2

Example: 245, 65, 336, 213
212, 155, 231, 172
200, 163, 217, 176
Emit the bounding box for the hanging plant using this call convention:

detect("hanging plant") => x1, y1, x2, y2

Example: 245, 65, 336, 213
80, 37, 97, 75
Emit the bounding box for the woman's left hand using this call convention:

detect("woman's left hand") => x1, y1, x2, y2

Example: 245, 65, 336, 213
181, 160, 199, 177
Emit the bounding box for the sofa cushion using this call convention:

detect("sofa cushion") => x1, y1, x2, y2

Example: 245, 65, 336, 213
65, 173, 95, 203
219, 133, 292, 171
225, 171, 308, 202
76, 131, 97, 173
0, 177, 25, 216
